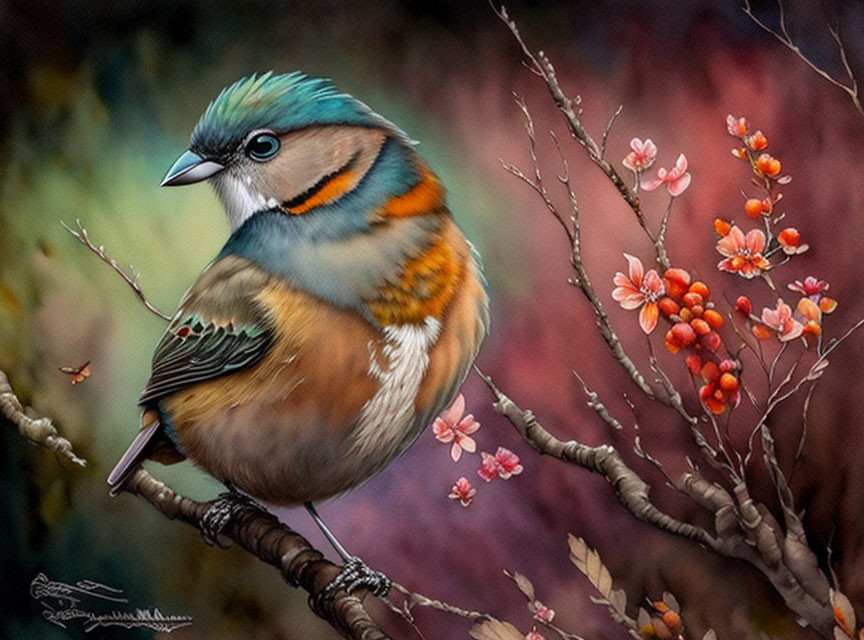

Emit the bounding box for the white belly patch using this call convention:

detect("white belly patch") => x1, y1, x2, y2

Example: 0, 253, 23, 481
354, 316, 442, 459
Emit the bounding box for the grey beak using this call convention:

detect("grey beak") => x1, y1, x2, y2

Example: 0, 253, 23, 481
160, 150, 225, 186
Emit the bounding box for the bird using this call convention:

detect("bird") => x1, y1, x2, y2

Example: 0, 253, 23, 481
107, 71, 489, 597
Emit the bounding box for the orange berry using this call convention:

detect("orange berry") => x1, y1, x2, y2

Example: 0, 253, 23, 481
682, 292, 704, 308
670, 322, 697, 348
663, 268, 691, 299
796, 297, 821, 322
701, 361, 719, 382
679, 307, 692, 322
735, 295, 752, 316
745, 198, 766, 218
820, 297, 838, 314
658, 297, 680, 316
752, 324, 772, 340
756, 153, 781, 176
652, 602, 670, 614
661, 610, 683, 634
731, 147, 748, 159
803, 320, 821, 336
746, 130, 768, 150
702, 331, 722, 353
691, 318, 711, 335
778, 227, 801, 247
690, 304, 704, 317
688, 281, 710, 299
714, 218, 731, 236
685, 355, 702, 375
719, 372, 739, 392
703, 309, 724, 329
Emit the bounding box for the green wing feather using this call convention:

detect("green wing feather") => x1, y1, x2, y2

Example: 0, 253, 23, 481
138, 257, 274, 406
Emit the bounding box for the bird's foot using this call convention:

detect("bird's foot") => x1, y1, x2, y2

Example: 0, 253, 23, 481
313, 556, 391, 609
199, 491, 265, 547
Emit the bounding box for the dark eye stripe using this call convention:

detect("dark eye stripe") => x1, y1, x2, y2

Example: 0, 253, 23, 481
282, 150, 361, 211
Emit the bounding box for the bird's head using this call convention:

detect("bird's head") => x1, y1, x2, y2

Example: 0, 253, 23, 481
161, 71, 413, 231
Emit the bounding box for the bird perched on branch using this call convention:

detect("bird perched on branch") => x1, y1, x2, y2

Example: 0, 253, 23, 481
108, 71, 489, 596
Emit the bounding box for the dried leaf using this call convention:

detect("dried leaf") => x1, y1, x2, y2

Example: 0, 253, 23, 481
568, 534, 627, 615
469, 617, 525, 640
703, 630, 717, 640
58, 360, 91, 385
661, 592, 680, 613
837, 629, 852, 640
832, 589, 857, 637
638, 607, 652, 631
504, 569, 535, 602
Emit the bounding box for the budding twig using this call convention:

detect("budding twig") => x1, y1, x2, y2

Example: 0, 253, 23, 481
61, 219, 172, 321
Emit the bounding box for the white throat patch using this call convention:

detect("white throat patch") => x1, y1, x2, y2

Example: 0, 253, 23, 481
354, 317, 442, 457
212, 171, 279, 231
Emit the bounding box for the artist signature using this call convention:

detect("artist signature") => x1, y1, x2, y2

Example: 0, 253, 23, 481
31, 572, 193, 633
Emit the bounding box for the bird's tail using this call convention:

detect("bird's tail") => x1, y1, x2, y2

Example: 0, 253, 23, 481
107, 413, 162, 496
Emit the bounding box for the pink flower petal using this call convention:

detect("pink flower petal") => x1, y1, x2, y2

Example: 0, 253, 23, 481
671, 153, 688, 178
667, 172, 691, 197
639, 302, 660, 334
439, 393, 466, 426
624, 253, 644, 286
613, 272, 636, 288
613, 289, 645, 310
432, 418, 455, 442
643, 269, 664, 294
457, 434, 477, 454
640, 176, 664, 192
457, 415, 479, 435
744, 228, 766, 254
451, 441, 462, 462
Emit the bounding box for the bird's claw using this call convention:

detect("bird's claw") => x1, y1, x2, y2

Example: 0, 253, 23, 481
199, 491, 264, 547
313, 556, 391, 610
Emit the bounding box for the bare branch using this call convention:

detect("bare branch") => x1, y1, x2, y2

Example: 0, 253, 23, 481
61, 219, 173, 321
492, 3, 670, 270
0, 370, 87, 467
476, 367, 721, 551
121, 468, 390, 640
742, 0, 864, 119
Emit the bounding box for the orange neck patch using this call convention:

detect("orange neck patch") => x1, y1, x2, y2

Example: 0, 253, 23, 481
366, 227, 462, 326
285, 169, 357, 215
378, 164, 444, 218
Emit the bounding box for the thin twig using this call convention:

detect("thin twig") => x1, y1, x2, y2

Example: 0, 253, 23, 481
742, 0, 864, 119
61, 219, 173, 321
0, 370, 87, 467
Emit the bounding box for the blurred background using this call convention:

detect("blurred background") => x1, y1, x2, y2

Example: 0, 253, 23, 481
2, 0, 864, 638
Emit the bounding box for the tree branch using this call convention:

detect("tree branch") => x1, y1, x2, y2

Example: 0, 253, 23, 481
742, 0, 864, 119
0, 370, 87, 467
120, 468, 390, 640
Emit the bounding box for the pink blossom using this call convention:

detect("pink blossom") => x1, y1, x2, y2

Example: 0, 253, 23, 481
534, 603, 555, 622
448, 476, 476, 507
478, 447, 524, 482
761, 298, 804, 342
525, 629, 546, 640
432, 393, 480, 462
622, 137, 657, 172
788, 276, 829, 301
726, 114, 748, 137
716, 226, 770, 279
612, 253, 665, 334
640, 153, 691, 197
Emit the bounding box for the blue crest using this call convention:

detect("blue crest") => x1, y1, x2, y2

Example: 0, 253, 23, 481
191, 71, 407, 157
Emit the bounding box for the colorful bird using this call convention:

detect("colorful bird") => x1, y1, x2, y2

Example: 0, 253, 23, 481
108, 72, 489, 596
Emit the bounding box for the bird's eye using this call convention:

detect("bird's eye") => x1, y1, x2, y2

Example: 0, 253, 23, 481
246, 133, 280, 161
